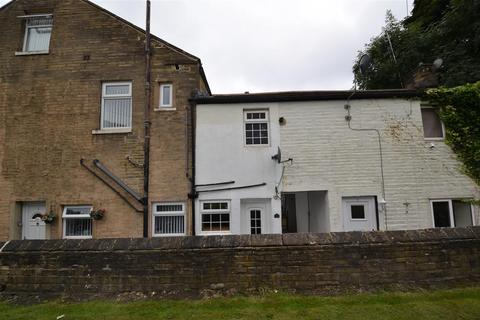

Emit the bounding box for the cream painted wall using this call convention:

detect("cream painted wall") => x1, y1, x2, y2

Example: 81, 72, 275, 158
196, 98, 479, 234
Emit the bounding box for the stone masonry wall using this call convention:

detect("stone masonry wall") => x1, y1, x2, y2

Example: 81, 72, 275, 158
0, 227, 479, 301
0, 0, 205, 240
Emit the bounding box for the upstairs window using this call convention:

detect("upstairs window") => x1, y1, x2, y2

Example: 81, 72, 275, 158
244, 110, 269, 146
101, 82, 132, 130
153, 203, 185, 236
159, 84, 173, 108
421, 107, 444, 139
22, 15, 53, 53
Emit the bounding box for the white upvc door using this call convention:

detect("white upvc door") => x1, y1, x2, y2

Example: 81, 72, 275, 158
22, 202, 47, 240
342, 196, 377, 232
242, 202, 267, 235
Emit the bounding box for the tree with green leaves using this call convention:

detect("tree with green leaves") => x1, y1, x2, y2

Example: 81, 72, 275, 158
353, 0, 480, 89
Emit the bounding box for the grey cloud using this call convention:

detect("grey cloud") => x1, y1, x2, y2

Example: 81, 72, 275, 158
1, 0, 414, 93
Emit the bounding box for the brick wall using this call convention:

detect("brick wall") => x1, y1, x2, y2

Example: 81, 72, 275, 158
279, 99, 480, 231
0, 0, 205, 240
0, 227, 479, 301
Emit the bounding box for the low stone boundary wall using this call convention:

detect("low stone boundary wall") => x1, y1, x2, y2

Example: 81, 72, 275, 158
1, 227, 479, 301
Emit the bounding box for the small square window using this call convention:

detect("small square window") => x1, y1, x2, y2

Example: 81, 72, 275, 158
421, 107, 444, 139
244, 110, 269, 146
160, 84, 173, 107
22, 15, 53, 53
351, 205, 366, 220
62, 206, 92, 239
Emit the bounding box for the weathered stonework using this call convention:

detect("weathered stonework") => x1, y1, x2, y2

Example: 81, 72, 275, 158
0, 0, 208, 240
0, 227, 479, 301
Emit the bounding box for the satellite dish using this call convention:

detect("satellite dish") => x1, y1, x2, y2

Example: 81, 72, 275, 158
433, 58, 443, 71
359, 54, 372, 75
271, 147, 282, 163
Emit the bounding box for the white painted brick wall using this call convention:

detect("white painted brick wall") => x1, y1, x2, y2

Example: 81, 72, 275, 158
279, 98, 479, 231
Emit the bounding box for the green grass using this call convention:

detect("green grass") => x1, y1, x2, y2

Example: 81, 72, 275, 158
1, 287, 480, 320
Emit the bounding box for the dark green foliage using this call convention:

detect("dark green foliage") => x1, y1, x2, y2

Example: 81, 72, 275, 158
427, 82, 480, 184
354, 0, 480, 89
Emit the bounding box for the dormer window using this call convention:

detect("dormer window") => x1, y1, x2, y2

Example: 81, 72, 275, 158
20, 15, 53, 53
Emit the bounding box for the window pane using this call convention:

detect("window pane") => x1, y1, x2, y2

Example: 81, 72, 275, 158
154, 215, 184, 234
433, 201, 451, 227
105, 84, 130, 95
27, 16, 53, 26
453, 200, 473, 227
351, 205, 365, 219
201, 213, 230, 231
65, 207, 91, 216
421, 108, 443, 138
156, 204, 183, 213
250, 210, 261, 234
65, 218, 92, 237
103, 98, 132, 128
25, 27, 52, 52
162, 85, 172, 106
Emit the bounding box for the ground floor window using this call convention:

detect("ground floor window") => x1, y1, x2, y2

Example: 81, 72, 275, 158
201, 201, 230, 232
431, 199, 474, 228
153, 203, 185, 236
63, 206, 93, 239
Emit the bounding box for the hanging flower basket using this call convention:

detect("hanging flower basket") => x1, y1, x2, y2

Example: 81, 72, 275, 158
41, 211, 56, 224
90, 208, 106, 221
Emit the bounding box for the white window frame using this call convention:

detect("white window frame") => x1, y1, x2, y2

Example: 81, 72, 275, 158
244, 109, 270, 146
430, 199, 476, 228
200, 200, 231, 234
62, 205, 93, 239
100, 82, 133, 132
421, 106, 445, 141
21, 14, 53, 54
159, 84, 173, 108
349, 203, 368, 221
152, 202, 186, 237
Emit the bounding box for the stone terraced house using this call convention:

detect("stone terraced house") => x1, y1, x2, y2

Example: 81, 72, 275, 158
0, 0, 210, 240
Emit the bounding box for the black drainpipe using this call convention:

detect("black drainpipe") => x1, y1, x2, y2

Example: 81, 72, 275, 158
143, 0, 152, 238
190, 99, 197, 236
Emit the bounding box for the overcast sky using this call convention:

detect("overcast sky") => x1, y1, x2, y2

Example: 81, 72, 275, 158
1, 0, 414, 93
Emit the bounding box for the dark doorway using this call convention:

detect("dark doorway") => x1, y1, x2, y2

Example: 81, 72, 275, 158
282, 193, 297, 233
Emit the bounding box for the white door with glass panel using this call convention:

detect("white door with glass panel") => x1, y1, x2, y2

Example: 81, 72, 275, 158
22, 202, 47, 240
342, 197, 376, 231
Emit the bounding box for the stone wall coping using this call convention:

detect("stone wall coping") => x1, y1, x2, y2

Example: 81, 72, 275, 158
2, 227, 479, 253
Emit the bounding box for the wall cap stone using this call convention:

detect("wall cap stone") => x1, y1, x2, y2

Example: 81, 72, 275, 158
2, 227, 479, 253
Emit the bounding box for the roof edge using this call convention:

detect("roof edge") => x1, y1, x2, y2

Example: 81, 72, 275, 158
0, 0, 15, 12
80, 0, 200, 62
193, 89, 422, 104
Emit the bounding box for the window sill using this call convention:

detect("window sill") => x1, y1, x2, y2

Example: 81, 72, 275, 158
154, 107, 176, 112
424, 138, 445, 142
92, 128, 132, 135
15, 51, 49, 56
63, 236, 92, 240
152, 234, 186, 237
